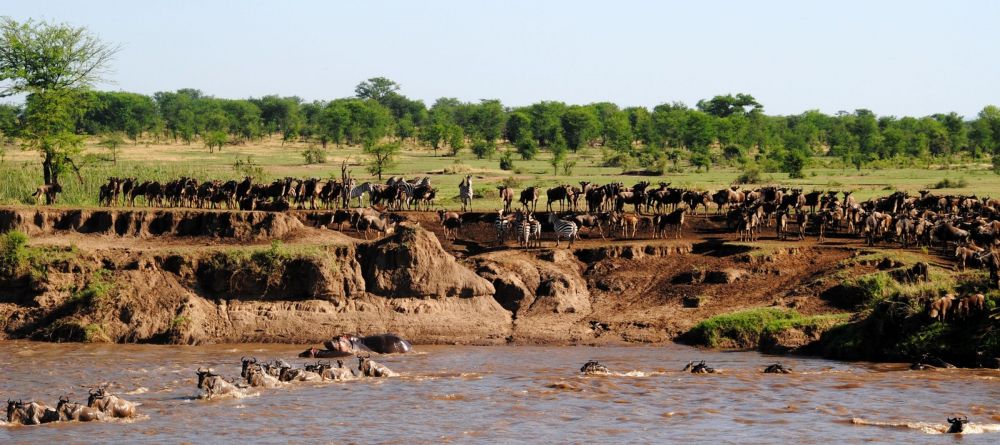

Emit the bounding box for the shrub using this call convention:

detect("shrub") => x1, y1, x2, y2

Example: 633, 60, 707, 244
928, 178, 968, 189
501, 176, 521, 189
562, 160, 577, 176
685, 308, 849, 348
471, 140, 496, 160
302, 145, 327, 164
499, 152, 515, 171
735, 165, 762, 184
515, 136, 538, 160
0, 230, 28, 278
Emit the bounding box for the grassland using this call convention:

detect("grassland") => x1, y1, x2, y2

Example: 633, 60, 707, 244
2, 137, 998, 209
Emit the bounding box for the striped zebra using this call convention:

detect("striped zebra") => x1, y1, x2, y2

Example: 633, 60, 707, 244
495, 210, 513, 245
547, 212, 579, 248
348, 181, 374, 208
516, 217, 532, 248
459, 175, 473, 212
529, 217, 542, 248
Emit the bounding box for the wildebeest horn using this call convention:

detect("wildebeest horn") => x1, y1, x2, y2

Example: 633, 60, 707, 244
241, 356, 247, 362
59, 395, 69, 403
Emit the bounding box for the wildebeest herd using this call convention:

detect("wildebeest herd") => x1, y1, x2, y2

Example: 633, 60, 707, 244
5, 386, 137, 425
96, 175, 439, 212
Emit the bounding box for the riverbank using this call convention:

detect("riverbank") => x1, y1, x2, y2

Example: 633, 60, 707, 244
0, 206, 996, 366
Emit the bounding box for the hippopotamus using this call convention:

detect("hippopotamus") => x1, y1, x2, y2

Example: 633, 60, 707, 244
947, 416, 969, 433
580, 360, 611, 375
324, 334, 413, 355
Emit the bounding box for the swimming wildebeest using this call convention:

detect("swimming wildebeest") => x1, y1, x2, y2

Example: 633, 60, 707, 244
762, 363, 792, 374
87, 387, 137, 418
6, 399, 59, 425
580, 360, 611, 375
56, 395, 104, 422
358, 356, 397, 377
946, 416, 969, 434
195, 368, 246, 400
682, 360, 717, 374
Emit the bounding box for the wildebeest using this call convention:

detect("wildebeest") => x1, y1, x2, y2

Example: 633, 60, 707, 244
438, 209, 462, 240
763, 363, 792, 374
519, 186, 539, 212
653, 207, 688, 239
358, 356, 397, 377
33, 183, 63, 205
946, 416, 969, 434
87, 387, 137, 418
580, 360, 611, 375
497, 185, 515, 213
682, 360, 717, 374
195, 368, 245, 400
6, 399, 59, 425
546, 185, 571, 212
56, 396, 104, 422
927, 294, 956, 322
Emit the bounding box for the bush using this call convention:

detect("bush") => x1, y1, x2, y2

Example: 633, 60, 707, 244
685, 308, 849, 348
562, 160, 577, 176
302, 145, 327, 164
233, 156, 264, 178
735, 165, 762, 184
928, 178, 968, 189
499, 152, 515, 171
501, 176, 521, 188
471, 140, 496, 160
0, 230, 28, 278
515, 136, 538, 160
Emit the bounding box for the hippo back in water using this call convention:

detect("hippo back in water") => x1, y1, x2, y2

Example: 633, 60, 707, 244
324, 334, 413, 355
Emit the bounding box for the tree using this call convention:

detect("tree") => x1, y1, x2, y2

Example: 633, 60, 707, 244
549, 133, 568, 175
504, 110, 532, 144
781, 149, 808, 178
470, 139, 496, 159
354, 77, 400, 104
696, 93, 762, 117
447, 125, 465, 156
364, 141, 400, 180
470, 99, 506, 144
560, 105, 599, 151
1, 17, 118, 199
515, 134, 538, 160
99, 133, 125, 164
204, 131, 227, 153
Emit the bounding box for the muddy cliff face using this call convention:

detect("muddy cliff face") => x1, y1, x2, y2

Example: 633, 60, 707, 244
0, 207, 860, 349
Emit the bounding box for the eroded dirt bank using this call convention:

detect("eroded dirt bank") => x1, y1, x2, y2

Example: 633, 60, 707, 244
0, 206, 939, 353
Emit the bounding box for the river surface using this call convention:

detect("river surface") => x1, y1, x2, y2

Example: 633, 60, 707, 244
1, 342, 998, 444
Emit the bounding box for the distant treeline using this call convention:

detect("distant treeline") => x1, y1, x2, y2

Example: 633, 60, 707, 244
1, 77, 999, 175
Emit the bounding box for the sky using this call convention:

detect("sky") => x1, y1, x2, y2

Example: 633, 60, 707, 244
4, 0, 999, 117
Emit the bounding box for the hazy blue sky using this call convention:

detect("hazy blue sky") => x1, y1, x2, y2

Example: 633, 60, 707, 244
5, 0, 999, 116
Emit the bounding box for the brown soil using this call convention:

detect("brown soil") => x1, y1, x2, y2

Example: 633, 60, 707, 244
0, 205, 947, 348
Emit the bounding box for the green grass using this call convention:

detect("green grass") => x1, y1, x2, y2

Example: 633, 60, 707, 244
3, 137, 1000, 210
686, 307, 851, 348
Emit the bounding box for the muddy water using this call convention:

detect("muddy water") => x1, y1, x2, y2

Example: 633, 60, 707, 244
1, 342, 998, 444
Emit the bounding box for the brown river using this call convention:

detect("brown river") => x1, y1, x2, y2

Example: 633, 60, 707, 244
1, 341, 998, 444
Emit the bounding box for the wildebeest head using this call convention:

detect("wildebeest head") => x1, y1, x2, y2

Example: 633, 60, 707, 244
6, 399, 16, 422
87, 387, 106, 407
947, 416, 969, 433
196, 368, 216, 389
241, 357, 258, 378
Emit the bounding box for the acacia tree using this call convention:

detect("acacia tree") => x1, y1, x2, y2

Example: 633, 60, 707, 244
364, 141, 400, 180
0, 17, 118, 201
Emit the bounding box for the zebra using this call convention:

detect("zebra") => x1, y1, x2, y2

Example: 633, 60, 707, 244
528, 216, 542, 248
516, 218, 532, 248
348, 181, 374, 208
459, 175, 473, 212
495, 209, 513, 245
547, 212, 579, 248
